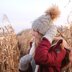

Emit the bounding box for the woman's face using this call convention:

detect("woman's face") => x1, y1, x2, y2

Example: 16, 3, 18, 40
32, 29, 42, 46
32, 30, 41, 39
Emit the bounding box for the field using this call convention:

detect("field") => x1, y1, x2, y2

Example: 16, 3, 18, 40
0, 24, 72, 72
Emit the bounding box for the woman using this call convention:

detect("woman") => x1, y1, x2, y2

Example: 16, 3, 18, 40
32, 6, 67, 72
33, 28, 66, 72
19, 5, 66, 72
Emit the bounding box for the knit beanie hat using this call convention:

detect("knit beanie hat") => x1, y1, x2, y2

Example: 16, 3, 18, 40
19, 54, 32, 71
32, 15, 53, 35
32, 5, 60, 35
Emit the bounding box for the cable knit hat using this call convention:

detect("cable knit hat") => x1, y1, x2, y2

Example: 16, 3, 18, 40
19, 54, 32, 71
32, 5, 60, 35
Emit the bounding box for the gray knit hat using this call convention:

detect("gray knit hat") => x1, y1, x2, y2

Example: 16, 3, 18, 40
32, 5, 60, 35
19, 54, 32, 71
32, 14, 53, 35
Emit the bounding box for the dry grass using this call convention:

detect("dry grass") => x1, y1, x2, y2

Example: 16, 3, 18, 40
0, 25, 20, 72
57, 24, 72, 49
0, 23, 72, 72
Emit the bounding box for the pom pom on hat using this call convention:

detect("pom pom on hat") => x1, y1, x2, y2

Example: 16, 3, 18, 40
45, 5, 60, 20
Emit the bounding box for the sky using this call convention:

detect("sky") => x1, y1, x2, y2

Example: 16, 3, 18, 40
0, 0, 72, 33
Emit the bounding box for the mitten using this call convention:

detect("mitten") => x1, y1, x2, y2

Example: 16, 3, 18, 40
19, 54, 32, 71
43, 25, 57, 43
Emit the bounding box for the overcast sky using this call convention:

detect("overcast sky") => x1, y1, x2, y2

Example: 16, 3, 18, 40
0, 0, 72, 33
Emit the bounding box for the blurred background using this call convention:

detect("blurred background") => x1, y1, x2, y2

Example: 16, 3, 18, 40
0, 0, 72, 34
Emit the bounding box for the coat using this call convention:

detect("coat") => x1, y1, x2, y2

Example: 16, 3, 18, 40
34, 37, 66, 72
